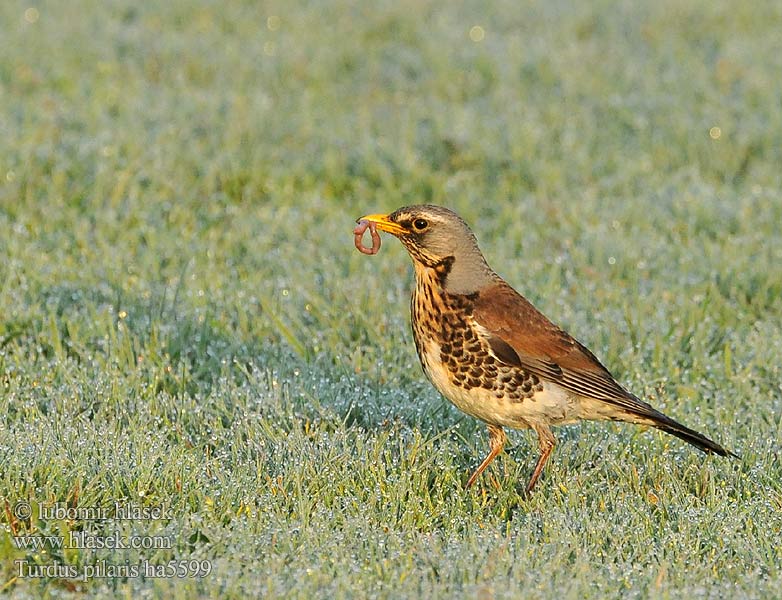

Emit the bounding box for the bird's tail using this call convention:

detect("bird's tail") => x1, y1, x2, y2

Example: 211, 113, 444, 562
645, 410, 738, 458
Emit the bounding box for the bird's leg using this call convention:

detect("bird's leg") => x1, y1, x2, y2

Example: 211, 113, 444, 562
465, 424, 507, 488
525, 424, 556, 494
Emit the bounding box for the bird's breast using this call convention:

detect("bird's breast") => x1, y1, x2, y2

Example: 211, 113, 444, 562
410, 272, 575, 428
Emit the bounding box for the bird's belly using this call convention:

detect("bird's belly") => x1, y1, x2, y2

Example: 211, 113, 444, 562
419, 340, 578, 429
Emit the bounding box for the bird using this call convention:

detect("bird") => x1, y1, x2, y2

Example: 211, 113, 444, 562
355, 204, 735, 493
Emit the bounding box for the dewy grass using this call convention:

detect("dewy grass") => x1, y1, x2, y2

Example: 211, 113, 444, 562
1, 0, 781, 597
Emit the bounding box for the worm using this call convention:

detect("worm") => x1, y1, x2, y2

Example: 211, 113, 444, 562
354, 219, 381, 255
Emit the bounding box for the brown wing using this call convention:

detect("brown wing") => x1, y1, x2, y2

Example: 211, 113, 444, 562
473, 281, 658, 417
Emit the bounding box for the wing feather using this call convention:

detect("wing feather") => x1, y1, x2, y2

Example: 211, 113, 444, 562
473, 281, 657, 417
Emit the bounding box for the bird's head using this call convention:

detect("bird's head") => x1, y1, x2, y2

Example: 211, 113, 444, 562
356, 204, 495, 294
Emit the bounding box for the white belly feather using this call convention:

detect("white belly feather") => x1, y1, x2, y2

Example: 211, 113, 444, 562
419, 338, 580, 430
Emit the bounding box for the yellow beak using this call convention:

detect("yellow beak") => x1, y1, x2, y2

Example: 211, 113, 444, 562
356, 213, 407, 236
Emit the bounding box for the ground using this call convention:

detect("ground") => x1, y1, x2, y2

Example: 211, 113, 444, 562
1, 0, 781, 597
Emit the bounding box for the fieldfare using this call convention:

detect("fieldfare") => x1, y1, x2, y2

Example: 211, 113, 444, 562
354, 205, 735, 493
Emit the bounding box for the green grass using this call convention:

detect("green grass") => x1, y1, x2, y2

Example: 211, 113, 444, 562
1, 0, 781, 597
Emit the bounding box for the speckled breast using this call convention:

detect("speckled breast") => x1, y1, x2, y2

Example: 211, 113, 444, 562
410, 270, 543, 404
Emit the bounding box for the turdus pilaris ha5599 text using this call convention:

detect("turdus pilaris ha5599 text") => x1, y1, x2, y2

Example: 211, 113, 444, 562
354, 205, 735, 493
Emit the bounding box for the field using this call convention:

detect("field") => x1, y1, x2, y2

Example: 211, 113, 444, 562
2, 0, 781, 597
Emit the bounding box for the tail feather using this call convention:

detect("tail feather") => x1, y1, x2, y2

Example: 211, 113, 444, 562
647, 411, 738, 459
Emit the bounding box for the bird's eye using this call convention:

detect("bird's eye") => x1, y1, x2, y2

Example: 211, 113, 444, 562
413, 218, 428, 231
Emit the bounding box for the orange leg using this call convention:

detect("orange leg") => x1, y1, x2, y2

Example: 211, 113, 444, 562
466, 424, 507, 488
525, 424, 556, 494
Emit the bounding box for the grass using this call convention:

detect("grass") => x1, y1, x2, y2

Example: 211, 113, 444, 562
1, 0, 781, 597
